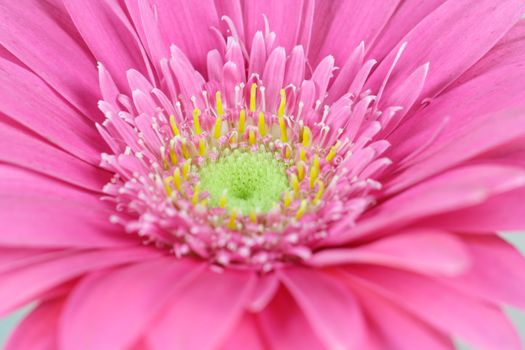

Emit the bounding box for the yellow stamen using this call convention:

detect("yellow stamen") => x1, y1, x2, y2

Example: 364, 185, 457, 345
228, 208, 237, 229
248, 128, 256, 145
297, 161, 305, 181
258, 111, 266, 137
309, 155, 320, 189
198, 138, 206, 156
193, 108, 202, 135
313, 180, 325, 204
283, 191, 292, 208
192, 184, 200, 205
169, 139, 178, 164
302, 126, 312, 147
326, 141, 341, 162
249, 210, 257, 223
299, 147, 307, 162
238, 109, 246, 134
219, 191, 228, 209
164, 177, 173, 197
213, 116, 222, 139
182, 159, 191, 180
291, 174, 300, 195
173, 168, 182, 191
215, 91, 224, 116
278, 89, 288, 142
295, 200, 308, 219
169, 115, 180, 136
250, 83, 257, 112
284, 144, 292, 159
181, 138, 190, 159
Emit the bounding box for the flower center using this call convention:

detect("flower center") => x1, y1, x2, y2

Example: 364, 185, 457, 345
199, 150, 289, 214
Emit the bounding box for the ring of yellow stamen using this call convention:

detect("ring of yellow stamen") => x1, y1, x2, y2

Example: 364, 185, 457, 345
295, 200, 308, 219
302, 126, 312, 147
258, 111, 266, 137
169, 115, 180, 136
238, 109, 246, 134
309, 155, 320, 189
182, 159, 191, 180
169, 139, 178, 164
228, 208, 238, 229
250, 83, 257, 112
164, 177, 173, 197
313, 180, 325, 204
192, 108, 202, 135
173, 168, 182, 191
297, 161, 305, 181
278, 89, 288, 142
192, 183, 200, 205
326, 141, 341, 162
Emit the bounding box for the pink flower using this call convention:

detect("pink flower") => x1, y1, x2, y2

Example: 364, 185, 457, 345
2, 0, 525, 349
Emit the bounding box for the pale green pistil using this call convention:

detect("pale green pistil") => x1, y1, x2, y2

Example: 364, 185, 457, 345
199, 150, 289, 214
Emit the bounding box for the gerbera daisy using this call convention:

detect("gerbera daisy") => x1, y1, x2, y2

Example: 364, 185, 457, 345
1, 0, 525, 349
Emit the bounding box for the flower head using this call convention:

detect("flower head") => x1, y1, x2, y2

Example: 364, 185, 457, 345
2, 1, 525, 349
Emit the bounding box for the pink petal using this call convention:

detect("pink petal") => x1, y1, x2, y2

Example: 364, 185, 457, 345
219, 314, 266, 350
63, 0, 153, 90
309, 0, 399, 66
343, 164, 525, 243
353, 283, 454, 350
440, 235, 525, 310
0, 59, 105, 165
345, 266, 522, 350
367, 0, 525, 101
0, 247, 159, 315
0, 248, 67, 275
310, 229, 469, 276
387, 108, 525, 195
59, 258, 204, 350
5, 298, 63, 350
148, 269, 256, 350
279, 268, 365, 350
425, 188, 525, 232
257, 287, 326, 350
0, 1, 100, 119
147, 0, 220, 72
0, 165, 131, 248
243, 0, 314, 54
246, 273, 280, 312
0, 123, 109, 191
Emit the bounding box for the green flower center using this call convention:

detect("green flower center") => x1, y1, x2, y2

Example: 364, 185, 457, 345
199, 150, 289, 214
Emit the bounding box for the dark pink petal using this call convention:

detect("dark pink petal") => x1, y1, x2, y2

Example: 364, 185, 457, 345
310, 229, 469, 276
5, 298, 63, 350
0, 0, 100, 119
60, 258, 205, 350
63, 0, 153, 89
0, 247, 159, 315
280, 268, 365, 350
148, 269, 256, 350
0, 59, 105, 164
345, 266, 522, 350
0, 248, 68, 275
368, 0, 525, 101
257, 287, 326, 350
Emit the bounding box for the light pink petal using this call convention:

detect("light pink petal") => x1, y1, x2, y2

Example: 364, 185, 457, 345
279, 268, 365, 350
387, 108, 525, 195
353, 283, 454, 350
257, 287, 326, 350
0, 247, 159, 315
63, 0, 153, 90
60, 258, 204, 350
346, 266, 522, 350
425, 187, 525, 232
0, 125, 109, 192
367, 0, 525, 101
309, 0, 399, 66
148, 269, 256, 350
342, 164, 525, 242
5, 298, 63, 350
0, 58, 105, 165
440, 235, 525, 310
262, 47, 286, 111
310, 229, 469, 276
149, 0, 219, 72
219, 314, 266, 350
0, 1, 100, 119
243, 0, 314, 54
215, 0, 245, 41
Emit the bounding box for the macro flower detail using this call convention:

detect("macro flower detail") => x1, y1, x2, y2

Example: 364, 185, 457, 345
1, 1, 525, 350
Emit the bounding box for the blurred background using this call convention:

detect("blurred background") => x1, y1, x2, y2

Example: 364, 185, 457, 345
1, 234, 524, 349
